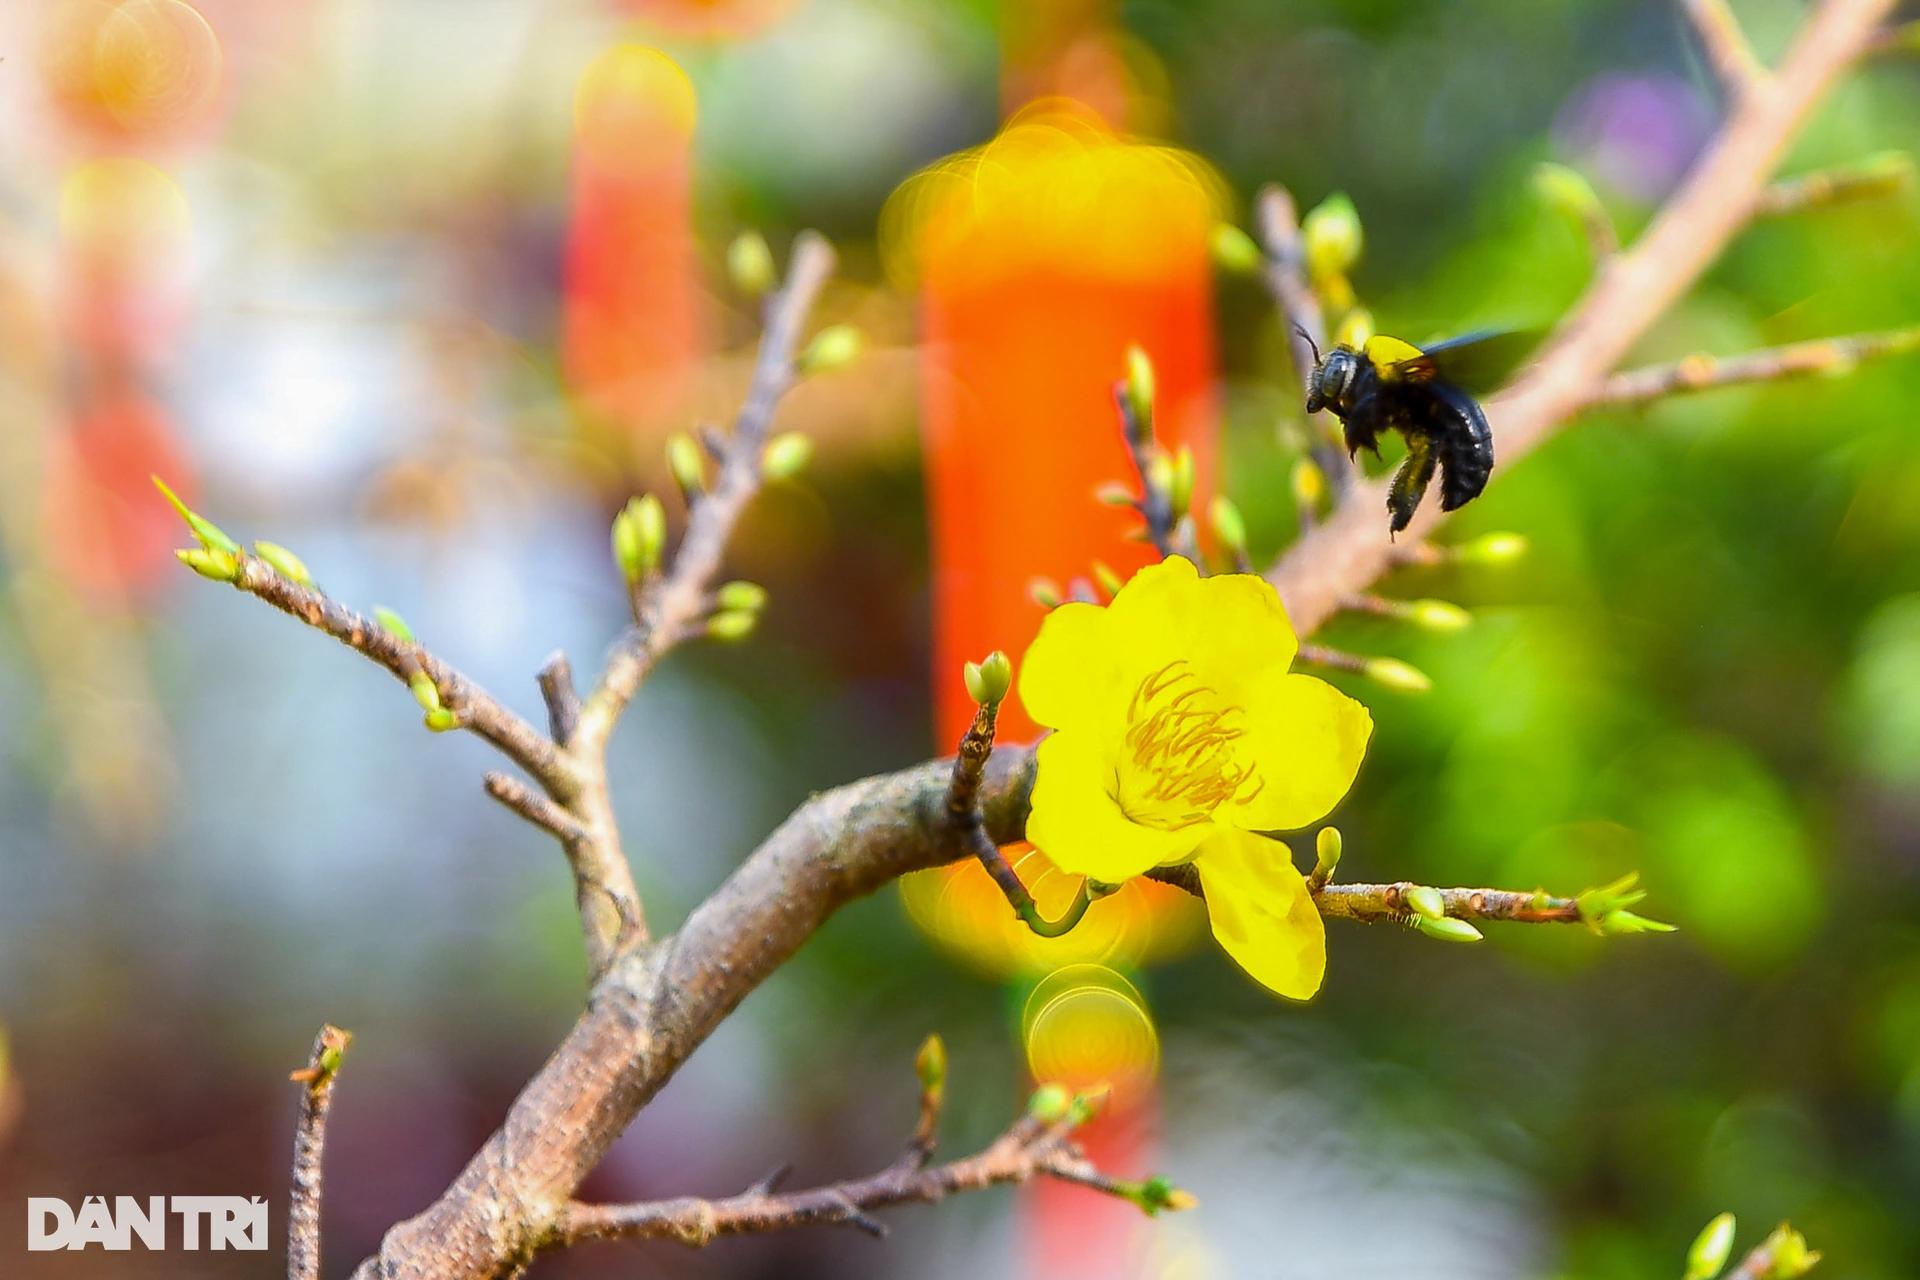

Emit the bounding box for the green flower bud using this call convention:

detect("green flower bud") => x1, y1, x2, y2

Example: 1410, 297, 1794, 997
632, 495, 666, 574
963, 650, 1012, 707
1303, 192, 1363, 283
253, 541, 313, 586
1027, 1082, 1071, 1124
1365, 656, 1432, 693
1416, 915, 1484, 943
716, 581, 768, 613
1762, 1224, 1820, 1280
761, 432, 814, 481
153, 475, 239, 555
1686, 1213, 1737, 1280
1409, 599, 1472, 633
667, 433, 707, 496
176, 547, 240, 582
1334, 307, 1375, 352
409, 671, 442, 713
1123, 345, 1155, 432
611, 506, 645, 585
914, 1034, 947, 1094
1095, 481, 1137, 508
707, 609, 758, 642
1291, 457, 1326, 513
373, 607, 415, 644
1091, 560, 1124, 600
1169, 445, 1196, 519
1210, 496, 1248, 554
1314, 826, 1343, 877
1404, 885, 1446, 920
1028, 578, 1062, 609
1533, 162, 1608, 227
727, 230, 777, 297
1459, 532, 1528, 565
1210, 222, 1264, 275
1146, 452, 1175, 502
799, 324, 864, 375
1067, 1083, 1111, 1126
423, 707, 459, 733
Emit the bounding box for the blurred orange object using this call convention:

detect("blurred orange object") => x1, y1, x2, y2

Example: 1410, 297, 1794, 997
563, 45, 703, 441
39, 0, 225, 145
44, 383, 196, 601
616, 0, 798, 39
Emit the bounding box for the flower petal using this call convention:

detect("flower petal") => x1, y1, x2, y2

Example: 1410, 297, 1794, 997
1193, 827, 1326, 1000
1027, 730, 1211, 882
1017, 601, 1117, 733
1225, 671, 1373, 832
1105, 557, 1299, 696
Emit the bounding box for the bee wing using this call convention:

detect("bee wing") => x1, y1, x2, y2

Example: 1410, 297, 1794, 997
1382, 328, 1543, 392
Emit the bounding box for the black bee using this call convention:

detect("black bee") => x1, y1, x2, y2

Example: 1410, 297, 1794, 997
1304, 330, 1525, 535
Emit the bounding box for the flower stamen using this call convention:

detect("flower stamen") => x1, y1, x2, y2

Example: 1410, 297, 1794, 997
1119, 661, 1262, 827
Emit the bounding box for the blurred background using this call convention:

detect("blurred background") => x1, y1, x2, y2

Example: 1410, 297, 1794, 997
2, 0, 1920, 1276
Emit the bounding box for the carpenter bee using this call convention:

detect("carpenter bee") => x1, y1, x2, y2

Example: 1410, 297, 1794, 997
1304, 329, 1530, 535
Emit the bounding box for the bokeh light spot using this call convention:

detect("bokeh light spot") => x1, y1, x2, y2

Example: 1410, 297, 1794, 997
573, 45, 698, 174
1023, 964, 1159, 1104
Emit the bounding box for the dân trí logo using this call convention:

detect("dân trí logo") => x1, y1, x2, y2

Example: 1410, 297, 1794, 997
27, 1196, 268, 1251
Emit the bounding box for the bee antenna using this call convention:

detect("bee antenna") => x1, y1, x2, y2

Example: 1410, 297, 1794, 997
1294, 323, 1321, 364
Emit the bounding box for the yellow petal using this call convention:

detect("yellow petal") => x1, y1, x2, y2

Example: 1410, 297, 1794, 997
1105, 557, 1299, 697
1193, 827, 1326, 1000
1017, 601, 1116, 732
1027, 730, 1211, 882
1226, 671, 1373, 832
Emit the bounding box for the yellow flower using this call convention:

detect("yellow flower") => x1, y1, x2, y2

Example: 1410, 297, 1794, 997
1018, 556, 1373, 998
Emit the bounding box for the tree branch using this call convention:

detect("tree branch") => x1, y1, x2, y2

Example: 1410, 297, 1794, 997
288, 1025, 351, 1280
1143, 866, 1583, 925
1683, 0, 1768, 96
1268, 0, 1899, 637
1256, 185, 1358, 499
1585, 326, 1920, 409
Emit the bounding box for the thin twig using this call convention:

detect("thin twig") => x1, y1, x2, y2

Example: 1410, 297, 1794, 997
288, 1025, 352, 1280
484, 771, 588, 845
1585, 326, 1920, 408
1113, 384, 1178, 559
1256, 185, 1357, 499
537, 652, 581, 747
574, 233, 837, 757
1142, 869, 1582, 925
1683, 0, 1768, 95
1295, 643, 1369, 675
554, 1102, 1154, 1249
1753, 155, 1914, 216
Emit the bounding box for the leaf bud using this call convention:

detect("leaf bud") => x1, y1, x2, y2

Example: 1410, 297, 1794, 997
1027, 1082, 1071, 1124
727, 229, 777, 296
1685, 1213, 1737, 1280
1761, 1224, 1820, 1280
707, 610, 758, 642
1028, 578, 1063, 609
1410, 599, 1472, 633
1168, 445, 1196, 519
1404, 885, 1446, 920
716, 580, 768, 613
1291, 457, 1326, 514
1533, 162, 1608, 228
1416, 915, 1485, 943
799, 324, 864, 375
1303, 191, 1363, 283
176, 547, 240, 582
1600, 909, 1677, 935
1458, 531, 1528, 565
963, 650, 1012, 707
1146, 451, 1175, 502
373, 607, 415, 644
253, 541, 313, 586
423, 707, 459, 733
1210, 222, 1264, 275
761, 432, 814, 481
1365, 656, 1432, 693
1095, 481, 1137, 508
409, 671, 442, 713
1210, 495, 1248, 555
1123, 345, 1156, 433
914, 1034, 947, 1095
153, 475, 240, 555
1314, 826, 1343, 878
1067, 1083, 1111, 1126
667, 433, 707, 496
1091, 560, 1124, 600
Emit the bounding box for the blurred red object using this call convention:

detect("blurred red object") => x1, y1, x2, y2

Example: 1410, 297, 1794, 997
44, 384, 196, 601
563, 45, 703, 442
615, 0, 798, 39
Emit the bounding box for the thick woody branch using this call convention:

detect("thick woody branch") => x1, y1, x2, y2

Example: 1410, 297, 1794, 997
1256, 187, 1358, 501
228, 556, 573, 794
1269, 0, 1898, 638
574, 233, 837, 758
288, 1025, 351, 1280
1586, 326, 1920, 409
553, 1109, 1141, 1249
348, 745, 1036, 1280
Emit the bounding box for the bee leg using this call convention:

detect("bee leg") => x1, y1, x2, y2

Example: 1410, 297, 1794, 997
1386, 435, 1436, 535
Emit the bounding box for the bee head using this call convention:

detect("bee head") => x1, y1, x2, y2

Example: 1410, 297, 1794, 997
1306, 347, 1362, 416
